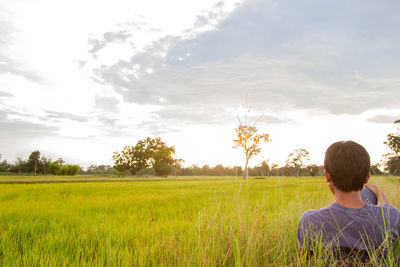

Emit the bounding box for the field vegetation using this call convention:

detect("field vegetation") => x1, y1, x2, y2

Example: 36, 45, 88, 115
0, 176, 399, 266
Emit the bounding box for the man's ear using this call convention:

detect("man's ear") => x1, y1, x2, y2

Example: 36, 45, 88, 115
324, 169, 331, 182
325, 169, 335, 195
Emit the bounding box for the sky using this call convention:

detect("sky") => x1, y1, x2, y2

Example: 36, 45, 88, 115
0, 0, 399, 168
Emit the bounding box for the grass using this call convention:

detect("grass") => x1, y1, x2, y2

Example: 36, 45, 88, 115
0, 176, 398, 266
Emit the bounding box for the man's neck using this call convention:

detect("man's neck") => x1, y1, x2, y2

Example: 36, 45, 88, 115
334, 190, 365, 209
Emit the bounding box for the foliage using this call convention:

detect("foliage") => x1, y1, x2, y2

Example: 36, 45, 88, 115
386, 156, 400, 176
172, 163, 322, 177
385, 120, 400, 155
233, 125, 270, 178
2, 152, 80, 176
113, 137, 178, 177
286, 148, 310, 178
26, 150, 41, 175
384, 120, 400, 175
0, 154, 10, 172
82, 165, 116, 175
370, 164, 383, 175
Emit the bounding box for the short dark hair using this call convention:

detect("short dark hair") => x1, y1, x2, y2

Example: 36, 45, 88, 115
324, 141, 370, 192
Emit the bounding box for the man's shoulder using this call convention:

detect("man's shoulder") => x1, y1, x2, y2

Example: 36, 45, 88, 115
364, 203, 400, 216
299, 205, 336, 224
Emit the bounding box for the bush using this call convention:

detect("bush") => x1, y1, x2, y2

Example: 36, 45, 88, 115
60, 165, 80, 176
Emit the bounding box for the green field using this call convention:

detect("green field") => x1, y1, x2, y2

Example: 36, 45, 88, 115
0, 176, 399, 266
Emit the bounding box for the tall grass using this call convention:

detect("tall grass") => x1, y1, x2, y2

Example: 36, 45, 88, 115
0, 176, 398, 266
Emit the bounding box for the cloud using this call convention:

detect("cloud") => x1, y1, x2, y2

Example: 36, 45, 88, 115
43, 110, 89, 122
95, 95, 120, 113
88, 30, 133, 57
367, 114, 400, 124
0, 90, 13, 97
0, 108, 60, 158
87, 0, 400, 129
0, 15, 47, 84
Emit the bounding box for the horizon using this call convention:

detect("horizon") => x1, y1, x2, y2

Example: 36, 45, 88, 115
1, 0, 399, 168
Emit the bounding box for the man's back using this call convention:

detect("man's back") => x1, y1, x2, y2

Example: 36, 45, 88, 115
298, 203, 400, 252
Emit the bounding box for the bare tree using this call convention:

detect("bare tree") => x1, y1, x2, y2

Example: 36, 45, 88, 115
233, 100, 271, 178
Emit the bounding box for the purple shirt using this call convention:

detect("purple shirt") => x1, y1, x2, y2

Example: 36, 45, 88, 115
298, 203, 400, 251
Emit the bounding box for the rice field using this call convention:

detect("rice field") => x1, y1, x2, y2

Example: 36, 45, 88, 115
0, 176, 398, 266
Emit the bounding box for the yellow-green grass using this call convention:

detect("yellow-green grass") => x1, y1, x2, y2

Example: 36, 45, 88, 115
0, 176, 398, 266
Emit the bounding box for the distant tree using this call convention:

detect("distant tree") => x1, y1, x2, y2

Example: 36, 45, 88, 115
40, 156, 52, 174
233, 166, 243, 176
233, 100, 271, 178
27, 151, 41, 175
370, 163, 383, 175
150, 138, 176, 177
259, 160, 270, 176
84, 165, 115, 175
61, 165, 80, 176
214, 164, 225, 176
201, 164, 210, 176
286, 148, 310, 178
112, 138, 152, 176
305, 164, 321, 177
233, 125, 270, 178
386, 157, 400, 176
385, 120, 400, 155
383, 120, 400, 175
10, 157, 27, 173
113, 137, 178, 177
171, 159, 184, 176
0, 154, 10, 172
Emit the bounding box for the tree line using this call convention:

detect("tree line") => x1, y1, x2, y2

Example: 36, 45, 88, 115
111, 119, 397, 177
1, 120, 398, 177
0, 151, 80, 176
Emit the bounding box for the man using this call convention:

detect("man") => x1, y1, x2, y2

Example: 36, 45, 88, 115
298, 141, 400, 262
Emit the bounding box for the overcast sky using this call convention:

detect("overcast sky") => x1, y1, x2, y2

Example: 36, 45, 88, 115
0, 0, 399, 168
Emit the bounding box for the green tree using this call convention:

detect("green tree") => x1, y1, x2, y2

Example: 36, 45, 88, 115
259, 160, 270, 176
27, 151, 41, 175
10, 157, 27, 173
150, 138, 176, 177
383, 120, 400, 175
384, 120, 400, 155
113, 137, 178, 177
0, 154, 10, 172
286, 148, 310, 178
370, 163, 383, 175
305, 164, 321, 177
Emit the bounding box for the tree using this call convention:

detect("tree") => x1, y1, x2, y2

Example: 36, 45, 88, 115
150, 138, 176, 177
383, 120, 400, 175
112, 138, 153, 176
259, 160, 270, 176
232, 100, 271, 178
0, 154, 10, 172
113, 137, 179, 177
386, 157, 400, 176
305, 164, 321, 177
286, 148, 310, 178
27, 151, 41, 175
384, 120, 400, 155
172, 159, 185, 176
233, 125, 270, 178
370, 163, 383, 175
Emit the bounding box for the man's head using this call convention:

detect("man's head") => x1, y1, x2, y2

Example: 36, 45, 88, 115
324, 141, 370, 192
